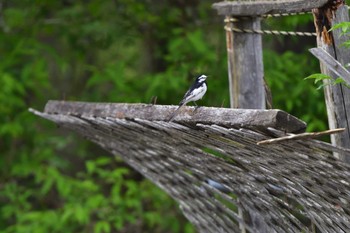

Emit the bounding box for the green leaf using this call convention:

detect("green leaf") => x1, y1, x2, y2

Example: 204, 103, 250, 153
304, 73, 331, 84
95, 157, 112, 166
86, 194, 105, 209
316, 83, 327, 90
40, 177, 54, 195
74, 205, 89, 224
61, 207, 74, 224
56, 176, 72, 197
94, 221, 111, 233
329, 22, 350, 33
333, 77, 346, 85
86, 160, 96, 174
343, 41, 350, 48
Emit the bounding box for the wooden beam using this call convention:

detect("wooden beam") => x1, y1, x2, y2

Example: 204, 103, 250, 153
212, 0, 329, 16
309, 47, 350, 86
42, 100, 306, 133
226, 17, 265, 109
313, 5, 350, 161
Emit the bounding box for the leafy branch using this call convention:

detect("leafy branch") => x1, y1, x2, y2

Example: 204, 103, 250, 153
304, 73, 350, 90
329, 21, 350, 47
306, 21, 350, 90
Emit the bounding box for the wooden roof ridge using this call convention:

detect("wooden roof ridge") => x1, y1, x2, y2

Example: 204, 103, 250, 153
212, 0, 329, 16
39, 100, 307, 133
29, 100, 350, 232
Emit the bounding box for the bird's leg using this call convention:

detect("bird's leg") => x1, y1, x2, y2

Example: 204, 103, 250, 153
194, 102, 201, 112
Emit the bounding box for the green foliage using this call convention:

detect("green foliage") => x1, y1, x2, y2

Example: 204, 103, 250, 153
264, 51, 327, 131
1, 1, 196, 232
2, 155, 191, 233
330, 21, 350, 34
305, 73, 350, 90
303, 19, 350, 113
330, 21, 350, 47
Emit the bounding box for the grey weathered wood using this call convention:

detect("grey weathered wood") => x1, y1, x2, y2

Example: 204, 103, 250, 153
212, 0, 329, 16
29, 103, 350, 232
309, 47, 350, 86
225, 16, 237, 108
257, 128, 345, 145
226, 18, 265, 109
313, 5, 350, 161
43, 100, 306, 133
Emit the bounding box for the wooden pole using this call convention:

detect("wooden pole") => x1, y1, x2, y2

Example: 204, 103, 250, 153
225, 16, 238, 108
313, 5, 350, 161
225, 17, 265, 109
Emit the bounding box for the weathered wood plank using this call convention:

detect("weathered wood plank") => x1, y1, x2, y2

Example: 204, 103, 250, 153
313, 5, 350, 161
226, 17, 265, 109
212, 0, 329, 16
309, 47, 350, 85
43, 100, 306, 133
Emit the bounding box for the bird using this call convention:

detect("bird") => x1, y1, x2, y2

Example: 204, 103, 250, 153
168, 74, 208, 122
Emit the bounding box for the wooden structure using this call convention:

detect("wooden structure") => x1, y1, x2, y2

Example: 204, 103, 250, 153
309, 48, 350, 86
312, 5, 350, 161
213, 0, 350, 159
31, 101, 350, 232
212, 0, 329, 109
223, 15, 265, 109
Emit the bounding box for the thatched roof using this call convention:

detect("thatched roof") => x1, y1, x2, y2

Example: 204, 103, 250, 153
31, 101, 350, 233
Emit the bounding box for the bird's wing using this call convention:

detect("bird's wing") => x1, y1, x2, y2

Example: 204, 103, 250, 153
179, 81, 202, 105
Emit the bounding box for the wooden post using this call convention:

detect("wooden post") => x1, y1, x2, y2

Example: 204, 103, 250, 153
226, 17, 265, 109
213, 0, 329, 109
225, 16, 237, 108
313, 5, 350, 161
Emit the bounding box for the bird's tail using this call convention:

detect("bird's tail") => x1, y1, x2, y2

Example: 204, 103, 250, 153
168, 104, 185, 122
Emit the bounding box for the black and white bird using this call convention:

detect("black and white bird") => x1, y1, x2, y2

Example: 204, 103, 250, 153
169, 74, 208, 122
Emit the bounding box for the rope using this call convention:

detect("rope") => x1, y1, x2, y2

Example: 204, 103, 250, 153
263, 11, 310, 18
223, 5, 350, 37
224, 25, 317, 37
223, 11, 310, 23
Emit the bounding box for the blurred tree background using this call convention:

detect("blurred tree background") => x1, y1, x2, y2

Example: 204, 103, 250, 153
1, 0, 348, 232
